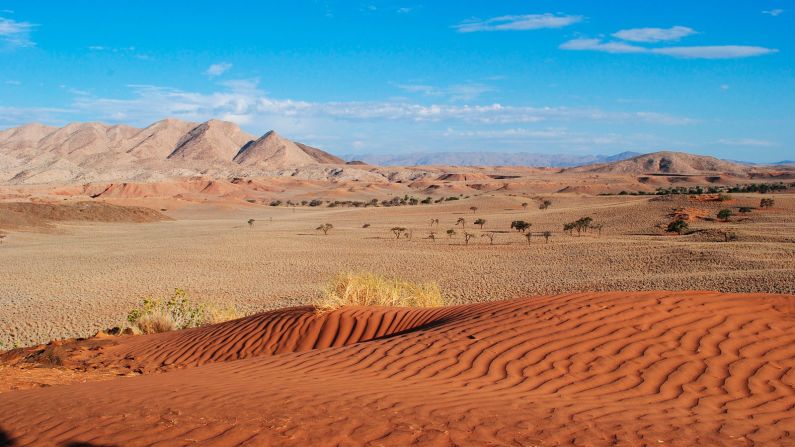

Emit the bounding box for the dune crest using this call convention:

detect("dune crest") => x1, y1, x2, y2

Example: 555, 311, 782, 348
2, 291, 794, 446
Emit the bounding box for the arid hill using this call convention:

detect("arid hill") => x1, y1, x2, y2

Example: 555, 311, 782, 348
0, 119, 345, 184
568, 151, 752, 175
0, 201, 168, 233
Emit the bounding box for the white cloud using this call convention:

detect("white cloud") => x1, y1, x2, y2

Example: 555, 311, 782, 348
720, 84, 730, 91
762, 9, 784, 16
652, 45, 777, 59
455, 13, 583, 33
395, 82, 496, 101
0, 16, 34, 48
561, 38, 778, 59
717, 138, 775, 147
560, 38, 645, 53
65, 80, 694, 130
396, 7, 413, 14
612, 26, 696, 43
4, 79, 20, 85
205, 62, 233, 77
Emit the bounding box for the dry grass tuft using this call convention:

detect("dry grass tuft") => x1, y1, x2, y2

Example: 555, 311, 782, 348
315, 272, 445, 311
127, 288, 243, 334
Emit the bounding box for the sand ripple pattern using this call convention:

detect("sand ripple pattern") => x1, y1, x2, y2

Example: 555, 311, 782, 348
2, 291, 795, 446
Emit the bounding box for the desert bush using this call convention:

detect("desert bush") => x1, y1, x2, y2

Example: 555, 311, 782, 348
717, 209, 733, 221
760, 198, 775, 208
362, 223, 371, 228
718, 193, 732, 202
739, 207, 752, 214
667, 219, 689, 235
269, 200, 282, 206
315, 272, 445, 310
126, 288, 242, 334
511, 220, 531, 233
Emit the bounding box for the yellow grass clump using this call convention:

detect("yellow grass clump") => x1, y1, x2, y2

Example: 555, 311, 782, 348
127, 288, 243, 334
315, 272, 445, 311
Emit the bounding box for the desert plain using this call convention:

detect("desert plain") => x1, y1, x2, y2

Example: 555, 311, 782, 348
1, 120, 795, 446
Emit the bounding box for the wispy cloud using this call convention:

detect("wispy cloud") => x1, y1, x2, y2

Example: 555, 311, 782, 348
612, 26, 696, 43
561, 38, 777, 59
0, 16, 35, 48
762, 9, 784, 16
395, 82, 496, 101
205, 62, 233, 77
454, 13, 583, 33
717, 138, 775, 147
64, 80, 694, 130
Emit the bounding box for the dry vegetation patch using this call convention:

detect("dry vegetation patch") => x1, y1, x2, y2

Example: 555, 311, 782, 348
315, 272, 445, 311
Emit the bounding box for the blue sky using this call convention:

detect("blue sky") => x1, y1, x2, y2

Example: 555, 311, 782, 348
0, 1, 792, 162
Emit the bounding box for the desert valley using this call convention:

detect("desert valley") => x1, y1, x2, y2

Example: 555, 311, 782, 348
0, 118, 794, 446
2, 2, 795, 446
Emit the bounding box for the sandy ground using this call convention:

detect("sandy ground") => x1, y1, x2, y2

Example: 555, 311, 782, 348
1, 291, 794, 446
1, 192, 793, 348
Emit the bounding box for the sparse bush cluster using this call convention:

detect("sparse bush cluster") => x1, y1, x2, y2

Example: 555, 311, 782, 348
126, 288, 242, 334
604, 182, 793, 197
563, 217, 596, 236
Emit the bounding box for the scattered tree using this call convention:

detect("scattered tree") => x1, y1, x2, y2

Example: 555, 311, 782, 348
563, 222, 575, 236
722, 231, 738, 242
474, 218, 486, 229
667, 219, 689, 235
539, 199, 552, 210
430, 218, 439, 227
463, 232, 476, 245
362, 223, 371, 228
247, 218, 255, 228
316, 223, 334, 235
591, 223, 604, 237
481, 232, 496, 244
456, 217, 466, 229
511, 220, 531, 233
542, 231, 552, 243
521, 202, 528, 210
0, 234, 5, 245
760, 198, 775, 208
391, 226, 407, 239
717, 209, 733, 222
427, 232, 436, 242
524, 232, 532, 245
739, 207, 752, 214
446, 229, 456, 239
470, 206, 478, 214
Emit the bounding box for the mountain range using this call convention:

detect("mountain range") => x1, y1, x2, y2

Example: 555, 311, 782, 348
341, 151, 643, 167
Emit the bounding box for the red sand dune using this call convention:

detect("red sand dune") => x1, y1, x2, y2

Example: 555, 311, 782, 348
2, 291, 795, 446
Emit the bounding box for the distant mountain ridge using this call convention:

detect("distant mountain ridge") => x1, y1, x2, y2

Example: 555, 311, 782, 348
342, 151, 643, 167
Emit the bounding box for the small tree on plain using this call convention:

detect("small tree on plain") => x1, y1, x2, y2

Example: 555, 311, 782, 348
511, 220, 531, 233
667, 219, 689, 235
247, 218, 255, 228
470, 206, 478, 214
481, 232, 496, 245
563, 222, 575, 236
591, 223, 603, 237
539, 199, 552, 210
717, 209, 732, 222
524, 232, 532, 245
427, 232, 436, 242
474, 218, 486, 229
430, 218, 439, 227
446, 229, 456, 239
739, 207, 752, 214
316, 223, 334, 235
760, 198, 775, 208
542, 231, 552, 243
391, 226, 407, 239
463, 232, 475, 245
521, 202, 528, 210
456, 217, 466, 229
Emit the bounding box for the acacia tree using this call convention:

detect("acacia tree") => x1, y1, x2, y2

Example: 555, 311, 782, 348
760, 198, 775, 208
470, 206, 478, 214
446, 229, 456, 239
563, 222, 575, 236
521, 202, 528, 210
481, 232, 496, 244
456, 217, 466, 229
717, 209, 733, 222
739, 207, 752, 214
591, 223, 604, 237
427, 232, 436, 242
391, 226, 407, 239
474, 218, 486, 229
511, 220, 531, 233
542, 231, 552, 243
524, 232, 532, 245
430, 218, 439, 227
539, 199, 552, 210
463, 232, 475, 245
316, 223, 334, 235
247, 218, 255, 228
667, 219, 689, 235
